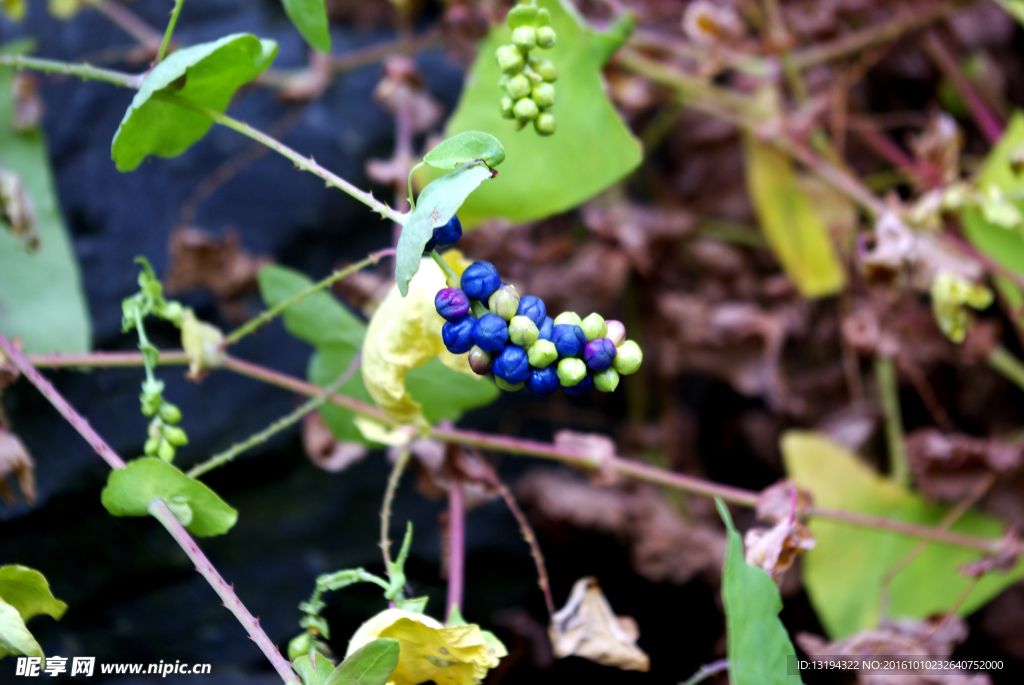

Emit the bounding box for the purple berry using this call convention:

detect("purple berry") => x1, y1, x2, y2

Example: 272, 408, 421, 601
460, 261, 502, 301
472, 313, 510, 353
442, 318, 475, 354
583, 338, 617, 371
467, 346, 493, 375
493, 345, 531, 384
435, 287, 470, 321
552, 324, 586, 357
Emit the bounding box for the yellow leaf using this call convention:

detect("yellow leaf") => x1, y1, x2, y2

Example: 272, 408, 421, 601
1, 0, 26, 21
744, 135, 846, 298
346, 609, 504, 685
361, 258, 479, 429
180, 309, 225, 379
352, 417, 417, 446
47, 0, 89, 19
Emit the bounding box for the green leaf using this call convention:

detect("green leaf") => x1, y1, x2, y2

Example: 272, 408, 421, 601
743, 135, 845, 298
257, 265, 366, 349
111, 33, 278, 172
100, 458, 238, 537
428, 0, 642, 227
0, 597, 42, 660
994, 0, 1024, 26
0, 566, 67, 623
325, 638, 400, 685
716, 499, 803, 685
396, 163, 494, 297
0, 49, 91, 354
281, 0, 331, 53
405, 359, 499, 424
782, 431, 1024, 639
422, 132, 506, 170
585, 11, 637, 66
292, 652, 336, 685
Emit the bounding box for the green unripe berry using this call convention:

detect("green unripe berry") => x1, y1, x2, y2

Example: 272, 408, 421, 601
159, 402, 182, 424
535, 113, 556, 136
509, 315, 539, 348
580, 313, 607, 342
593, 368, 620, 393
489, 284, 520, 321
512, 26, 537, 51
495, 377, 524, 392
530, 57, 558, 82
536, 26, 557, 49
157, 439, 175, 462
288, 633, 314, 661
531, 82, 556, 108
557, 358, 587, 387
527, 339, 558, 368
505, 74, 531, 99
496, 44, 525, 74
554, 311, 582, 327
612, 340, 643, 375
144, 435, 161, 456
163, 425, 189, 447
500, 96, 515, 119
513, 97, 539, 122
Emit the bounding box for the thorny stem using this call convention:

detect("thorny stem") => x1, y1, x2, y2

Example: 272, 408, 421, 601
922, 30, 1004, 145
680, 658, 730, 685
875, 356, 910, 487
987, 345, 1024, 394
222, 250, 394, 348
445, 474, 465, 620
186, 353, 363, 478
21, 350, 1008, 553
0, 332, 298, 683
156, 0, 185, 63
0, 53, 143, 88
381, 448, 410, 572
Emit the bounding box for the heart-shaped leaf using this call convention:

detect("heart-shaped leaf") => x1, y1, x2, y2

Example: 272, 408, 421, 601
281, 0, 331, 53
0, 566, 67, 623
422, 132, 506, 170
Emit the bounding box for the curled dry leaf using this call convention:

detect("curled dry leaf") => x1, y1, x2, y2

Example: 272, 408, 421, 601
755, 478, 813, 523
302, 413, 368, 473
276, 51, 332, 103
180, 309, 226, 380
401, 440, 496, 509
682, 0, 745, 45
744, 519, 815, 585
0, 427, 35, 506
0, 345, 19, 390
548, 576, 650, 672
960, 530, 1024, 578
909, 113, 963, 185
0, 165, 38, 251
12, 73, 43, 132
905, 428, 1021, 502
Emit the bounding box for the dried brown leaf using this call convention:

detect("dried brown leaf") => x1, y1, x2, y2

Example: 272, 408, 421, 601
0, 427, 35, 505
302, 413, 368, 473
906, 428, 1021, 502
12, 73, 43, 132
0, 165, 38, 251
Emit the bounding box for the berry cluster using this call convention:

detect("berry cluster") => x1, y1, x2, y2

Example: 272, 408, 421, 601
496, 4, 558, 136
435, 259, 643, 396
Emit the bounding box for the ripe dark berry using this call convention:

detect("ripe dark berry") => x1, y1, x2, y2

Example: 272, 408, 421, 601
493, 345, 531, 385
562, 373, 594, 396
525, 365, 559, 395
583, 338, 617, 371
435, 287, 470, 321
460, 261, 502, 301
472, 313, 510, 353
424, 216, 463, 253
537, 316, 554, 341
551, 323, 586, 358
516, 295, 547, 326
468, 346, 493, 375
442, 318, 476, 354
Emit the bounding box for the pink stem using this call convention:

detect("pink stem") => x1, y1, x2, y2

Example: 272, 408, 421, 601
923, 30, 1004, 145
446, 479, 465, 620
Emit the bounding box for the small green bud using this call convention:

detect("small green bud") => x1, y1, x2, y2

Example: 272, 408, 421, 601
513, 97, 539, 122
496, 44, 525, 74
557, 358, 587, 387
530, 57, 558, 82
512, 26, 537, 51
531, 82, 555, 108
509, 315, 539, 348
523, 66, 544, 84
580, 313, 606, 342
505, 73, 531, 99
144, 435, 161, 456
527, 339, 558, 368
488, 284, 520, 321
287, 633, 314, 661
159, 402, 182, 424
554, 311, 582, 327
605, 320, 627, 346
500, 96, 515, 119
612, 340, 643, 375
536, 26, 557, 49
163, 425, 189, 447
157, 439, 175, 462
535, 113, 556, 136
495, 377, 524, 392
593, 368, 620, 393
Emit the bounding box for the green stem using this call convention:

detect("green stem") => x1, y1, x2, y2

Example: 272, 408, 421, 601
875, 355, 909, 487
680, 659, 729, 685
157, 0, 185, 63
407, 161, 424, 210
0, 53, 142, 88
429, 249, 457, 281
380, 447, 410, 572
987, 345, 1024, 392
222, 249, 392, 348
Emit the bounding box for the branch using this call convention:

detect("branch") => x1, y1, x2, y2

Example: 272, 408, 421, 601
0, 53, 143, 88
157, 0, 186, 63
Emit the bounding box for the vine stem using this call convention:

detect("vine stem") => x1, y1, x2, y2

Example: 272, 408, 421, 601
21, 350, 1006, 553
0, 53, 143, 88
875, 355, 909, 487
93, 0, 164, 49
987, 345, 1024, 393
680, 658, 730, 685
222, 249, 394, 348
445, 474, 465, 621
922, 29, 1004, 145
0, 332, 299, 684
157, 0, 186, 63
381, 448, 410, 572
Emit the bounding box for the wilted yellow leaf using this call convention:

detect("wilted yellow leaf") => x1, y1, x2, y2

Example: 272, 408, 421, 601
346, 608, 505, 685
180, 309, 225, 379
361, 258, 479, 429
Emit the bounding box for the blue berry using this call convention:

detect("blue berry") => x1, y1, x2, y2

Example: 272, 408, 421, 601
442, 317, 476, 354
525, 366, 559, 395
460, 261, 502, 301
552, 323, 586, 357
435, 287, 470, 321
472, 313, 510, 353
424, 216, 463, 253
516, 295, 547, 326
583, 338, 617, 371
537, 316, 554, 341
493, 345, 531, 384
562, 373, 594, 396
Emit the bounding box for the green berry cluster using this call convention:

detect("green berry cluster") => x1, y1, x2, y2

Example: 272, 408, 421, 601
496, 3, 558, 136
